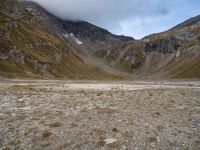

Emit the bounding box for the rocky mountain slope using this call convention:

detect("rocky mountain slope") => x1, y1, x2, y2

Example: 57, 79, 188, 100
95, 15, 200, 78
143, 26, 200, 78
0, 0, 121, 79
137, 15, 200, 78
0, 0, 200, 79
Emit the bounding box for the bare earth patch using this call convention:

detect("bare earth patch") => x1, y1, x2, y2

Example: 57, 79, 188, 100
0, 80, 200, 149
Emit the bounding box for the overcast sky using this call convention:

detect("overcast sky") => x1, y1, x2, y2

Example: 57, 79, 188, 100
31, 0, 200, 39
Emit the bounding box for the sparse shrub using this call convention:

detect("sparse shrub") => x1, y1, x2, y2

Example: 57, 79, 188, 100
156, 125, 165, 131
147, 136, 157, 143
112, 128, 118, 132
42, 130, 52, 138
49, 122, 62, 128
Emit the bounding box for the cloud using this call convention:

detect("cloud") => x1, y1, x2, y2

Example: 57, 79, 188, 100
30, 0, 200, 39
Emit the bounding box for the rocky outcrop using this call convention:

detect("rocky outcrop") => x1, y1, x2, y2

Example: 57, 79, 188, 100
142, 36, 181, 54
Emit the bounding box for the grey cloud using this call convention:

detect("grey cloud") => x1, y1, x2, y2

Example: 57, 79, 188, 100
29, 0, 200, 39
30, 0, 170, 25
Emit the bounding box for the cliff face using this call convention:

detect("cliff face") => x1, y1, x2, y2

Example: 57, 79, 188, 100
0, 0, 200, 79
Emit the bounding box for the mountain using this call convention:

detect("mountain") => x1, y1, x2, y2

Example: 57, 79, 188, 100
147, 18, 200, 78
95, 15, 200, 78
136, 15, 200, 78
0, 0, 200, 79
0, 0, 121, 79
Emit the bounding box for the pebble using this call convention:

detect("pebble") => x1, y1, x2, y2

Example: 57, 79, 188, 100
104, 138, 118, 144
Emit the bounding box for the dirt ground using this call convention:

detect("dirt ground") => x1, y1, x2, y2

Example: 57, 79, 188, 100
0, 80, 200, 150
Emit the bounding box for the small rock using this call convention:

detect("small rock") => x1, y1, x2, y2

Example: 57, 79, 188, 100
97, 92, 103, 96
104, 138, 118, 144
121, 145, 127, 150
149, 93, 153, 96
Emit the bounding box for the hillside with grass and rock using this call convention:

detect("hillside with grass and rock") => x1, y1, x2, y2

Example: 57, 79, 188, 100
0, 0, 200, 79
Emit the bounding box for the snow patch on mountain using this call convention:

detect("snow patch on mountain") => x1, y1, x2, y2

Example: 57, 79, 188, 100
63, 33, 83, 45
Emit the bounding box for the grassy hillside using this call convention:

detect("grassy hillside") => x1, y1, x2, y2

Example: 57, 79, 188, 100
0, 0, 120, 79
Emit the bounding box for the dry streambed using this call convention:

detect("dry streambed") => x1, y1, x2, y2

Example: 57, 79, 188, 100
0, 80, 200, 149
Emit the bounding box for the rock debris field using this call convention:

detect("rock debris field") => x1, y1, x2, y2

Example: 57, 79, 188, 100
0, 80, 200, 150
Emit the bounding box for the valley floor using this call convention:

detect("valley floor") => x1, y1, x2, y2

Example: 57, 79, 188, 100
0, 80, 200, 149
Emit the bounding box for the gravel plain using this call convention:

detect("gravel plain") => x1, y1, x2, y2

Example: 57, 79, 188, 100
0, 80, 200, 150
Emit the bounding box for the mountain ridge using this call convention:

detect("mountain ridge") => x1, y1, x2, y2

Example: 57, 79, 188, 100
0, 0, 200, 79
